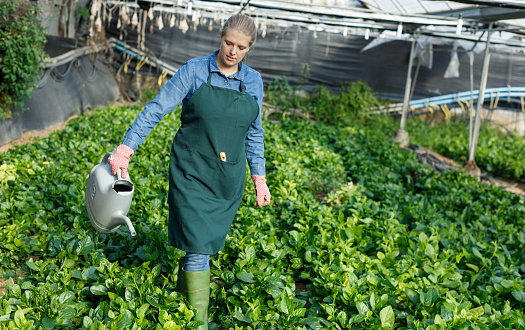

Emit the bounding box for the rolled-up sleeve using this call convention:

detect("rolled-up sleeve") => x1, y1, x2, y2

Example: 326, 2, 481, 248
122, 63, 193, 151
245, 73, 266, 176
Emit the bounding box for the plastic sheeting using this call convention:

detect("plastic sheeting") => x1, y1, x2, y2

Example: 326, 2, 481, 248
0, 36, 120, 146
106, 12, 525, 103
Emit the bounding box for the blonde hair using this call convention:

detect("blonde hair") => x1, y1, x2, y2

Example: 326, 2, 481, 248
220, 14, 257, 47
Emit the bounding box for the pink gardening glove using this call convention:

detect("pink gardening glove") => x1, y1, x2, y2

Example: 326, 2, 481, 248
108, 144, 134, 179
251, 175, 271, 207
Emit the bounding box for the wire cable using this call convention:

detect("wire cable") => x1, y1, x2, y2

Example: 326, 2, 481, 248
237, 0, 251, 14
76, 56, 99, 83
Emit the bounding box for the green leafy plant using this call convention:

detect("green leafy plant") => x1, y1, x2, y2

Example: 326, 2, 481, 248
264, 76, 297, 111
307, 81, 380, 125
0, 0, 47, 119
1, 83, 524, 328
358, 114, 525, 183
405, 119, 525, 183
264, 78, 381, 125
76, 5, 90, 21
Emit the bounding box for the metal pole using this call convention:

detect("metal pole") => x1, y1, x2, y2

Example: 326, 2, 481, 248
395, 32, 418, 147
468, 50, 474, 152
399, 34, 417, 131
468, 22, 493, 162
409, 56, 422, 102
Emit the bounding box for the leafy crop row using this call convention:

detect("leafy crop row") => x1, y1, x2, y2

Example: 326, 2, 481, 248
1, 96, 524, 328
265, 77, 525, 184
395, 119, 525, 184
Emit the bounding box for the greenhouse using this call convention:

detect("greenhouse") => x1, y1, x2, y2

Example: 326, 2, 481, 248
1, 0, 525, 329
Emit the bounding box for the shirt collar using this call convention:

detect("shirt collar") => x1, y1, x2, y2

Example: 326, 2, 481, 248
211, 50, 245, 81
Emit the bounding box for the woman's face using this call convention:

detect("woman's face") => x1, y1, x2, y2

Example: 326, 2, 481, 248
216, 29, 251, 74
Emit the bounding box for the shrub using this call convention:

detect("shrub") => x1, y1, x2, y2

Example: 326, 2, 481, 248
264, 78, 381, 126
0, 0, 47, 119
307, 81, 380, 125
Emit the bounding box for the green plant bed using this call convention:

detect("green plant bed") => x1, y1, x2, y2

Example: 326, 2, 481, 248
265, 77, 524, 184
358, 115, 525, 184
407, 119, 525, 183
1, 97, 524, 328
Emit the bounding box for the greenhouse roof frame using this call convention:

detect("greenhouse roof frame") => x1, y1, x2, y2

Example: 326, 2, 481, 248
207, 0, 463, 26
432, 2, 525, 22
361, 0, 470, 15
115, 0, 525, 46
432, 0, 525, 10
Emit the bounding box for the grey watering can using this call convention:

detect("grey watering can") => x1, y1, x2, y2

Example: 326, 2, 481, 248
85, 152, 136, 236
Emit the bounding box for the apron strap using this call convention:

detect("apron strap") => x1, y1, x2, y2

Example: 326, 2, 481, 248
208, 72, 246, 92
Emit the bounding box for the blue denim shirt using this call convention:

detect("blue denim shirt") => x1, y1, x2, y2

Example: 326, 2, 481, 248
122, 50, 266, 176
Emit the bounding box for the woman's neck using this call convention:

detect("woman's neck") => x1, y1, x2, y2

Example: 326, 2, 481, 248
219, 65, 238, 77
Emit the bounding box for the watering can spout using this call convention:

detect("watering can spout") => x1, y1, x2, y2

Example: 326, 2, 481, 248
115, 215, 137, 237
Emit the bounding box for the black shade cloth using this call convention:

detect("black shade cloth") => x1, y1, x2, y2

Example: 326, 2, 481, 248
105, 12, 525, 101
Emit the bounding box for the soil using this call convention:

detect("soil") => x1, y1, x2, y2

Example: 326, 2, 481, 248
0, 274, 24, 296
409, 145, 525, 196
0, 121, 70, 153
0, 255, 40, 296
0, 106, 101, 152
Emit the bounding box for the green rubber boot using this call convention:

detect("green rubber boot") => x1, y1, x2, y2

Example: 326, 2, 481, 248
185, 269, 210, 330
175, 259, 210, 330
175, 258, 187, 295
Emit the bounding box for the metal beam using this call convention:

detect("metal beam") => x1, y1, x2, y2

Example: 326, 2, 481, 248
111, 0, 400, 30
432, 0, 525, 10
432, 5, 525, 21
418, 29, 525, 48
110, 0, 525, 48
201, 0, 464, 26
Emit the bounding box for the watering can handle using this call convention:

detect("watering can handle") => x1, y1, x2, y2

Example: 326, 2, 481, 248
102, 152, 113, 165
102, 152, 124, 180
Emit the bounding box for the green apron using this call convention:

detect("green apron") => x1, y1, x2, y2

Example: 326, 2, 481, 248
168, 73, 259, 255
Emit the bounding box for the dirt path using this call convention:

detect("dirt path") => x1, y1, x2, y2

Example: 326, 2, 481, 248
0, 122, 70, 153
0, 274, 24, 296
0, 106, 122, 153
410, 145, 525, 196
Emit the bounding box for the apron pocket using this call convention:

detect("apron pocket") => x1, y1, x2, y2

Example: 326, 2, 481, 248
176, 145, 245, 201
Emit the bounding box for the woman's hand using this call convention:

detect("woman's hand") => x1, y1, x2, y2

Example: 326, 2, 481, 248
108, 144, 134, 179
251, 175, 271, 207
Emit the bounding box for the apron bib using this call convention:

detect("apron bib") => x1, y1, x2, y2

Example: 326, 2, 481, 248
168, 73, 259, 254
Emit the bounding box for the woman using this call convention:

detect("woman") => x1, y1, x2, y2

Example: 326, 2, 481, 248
108, 14, 271, 329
